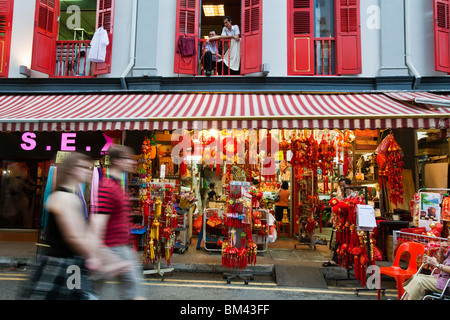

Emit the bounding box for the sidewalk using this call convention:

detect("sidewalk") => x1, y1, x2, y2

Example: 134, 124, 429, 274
0, 236, 333, 270
0, 232, 390, 283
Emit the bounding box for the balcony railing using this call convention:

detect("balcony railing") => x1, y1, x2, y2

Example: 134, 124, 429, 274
314, 38, 336, 76
198, 38, 233, 76
53, 38, 335, 78
54, 40, 94, 78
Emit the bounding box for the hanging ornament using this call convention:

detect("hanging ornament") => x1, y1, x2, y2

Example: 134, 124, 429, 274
376, 134, 404, 207
442, 196, 450, 221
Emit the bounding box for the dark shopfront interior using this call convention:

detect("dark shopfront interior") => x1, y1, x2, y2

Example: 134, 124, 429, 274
0, 127, 448, 250
0, 130, 147, 232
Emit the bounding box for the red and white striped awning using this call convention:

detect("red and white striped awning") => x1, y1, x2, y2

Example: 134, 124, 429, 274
0, 93, 448, 132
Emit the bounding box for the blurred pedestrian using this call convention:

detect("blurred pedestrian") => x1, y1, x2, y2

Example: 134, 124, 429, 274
18, 152, 100, 300
90, 145, 146, 300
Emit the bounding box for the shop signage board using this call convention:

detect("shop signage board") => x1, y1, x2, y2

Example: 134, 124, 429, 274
419, 192, 442, 231
356, 204, 377, 231
0, 131, 115, 159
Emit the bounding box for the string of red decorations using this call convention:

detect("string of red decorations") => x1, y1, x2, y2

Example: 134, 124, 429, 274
375, 134, 404, 207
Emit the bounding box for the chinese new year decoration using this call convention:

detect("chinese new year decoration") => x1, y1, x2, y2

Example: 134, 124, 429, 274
330, 196, 378, 287
376, 134, 404, 207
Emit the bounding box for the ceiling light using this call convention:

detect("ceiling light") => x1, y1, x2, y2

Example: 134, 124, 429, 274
203, 5, 225, 17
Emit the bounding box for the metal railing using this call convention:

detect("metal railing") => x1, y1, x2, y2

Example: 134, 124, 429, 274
198, 38, 233, 76
54, 40, 94, 78
314, 38, 336, 76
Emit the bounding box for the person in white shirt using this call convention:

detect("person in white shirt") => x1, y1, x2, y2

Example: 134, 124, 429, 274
88, 27, 109, 63
221, 16, 240, 42
208, 16, 241, 75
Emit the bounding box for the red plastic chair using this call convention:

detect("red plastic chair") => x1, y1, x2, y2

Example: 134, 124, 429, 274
379, 242, 425, 300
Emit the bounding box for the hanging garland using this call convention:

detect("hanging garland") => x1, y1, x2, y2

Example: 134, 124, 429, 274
375, 134, 404, 207
442, 196, 450, 221
330, 195, 376, 287
318, 132, 337, 194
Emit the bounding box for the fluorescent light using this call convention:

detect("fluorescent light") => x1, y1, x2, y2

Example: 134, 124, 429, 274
203, 5, 225, 17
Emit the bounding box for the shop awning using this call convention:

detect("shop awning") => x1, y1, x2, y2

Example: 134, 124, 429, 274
0, 93, 448, 132
384, 92, 450, 108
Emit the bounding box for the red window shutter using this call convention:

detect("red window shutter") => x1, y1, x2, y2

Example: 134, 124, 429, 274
173, 0, 199, 75
287, 0, 314, 75
0, 0, 13, 77
31, 0, 60, 75
241, 0, 262, 74
434, 0, 450, 73
335, 0, 361, 74
92, 0, 115, 75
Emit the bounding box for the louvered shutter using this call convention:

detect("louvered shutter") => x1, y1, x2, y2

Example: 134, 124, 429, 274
0, 0, 13, 77
335, 0, 361, 74
92, 0, 115, 75
241, 0, 262, 74
287, 0, 314, 75
434, 0, 450, 73
173, 0, 199, 75
31, 0, 60, 75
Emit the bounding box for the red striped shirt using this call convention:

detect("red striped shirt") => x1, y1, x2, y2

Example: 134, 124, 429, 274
97, 177, 131, 247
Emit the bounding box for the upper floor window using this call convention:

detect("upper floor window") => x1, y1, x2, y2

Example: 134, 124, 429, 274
173, 0, 263, 76
434, 0, 450, 73
0, 0, 13, 78
287, 0, 361, 76
31, 0, 114, 77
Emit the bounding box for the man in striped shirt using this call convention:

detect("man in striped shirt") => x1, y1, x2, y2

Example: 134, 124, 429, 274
91, 144, 145, 300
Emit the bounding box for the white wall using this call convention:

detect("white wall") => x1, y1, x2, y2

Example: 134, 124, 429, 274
408, 0, 444, 77
361, 0, 381, 77
155, 0, 178, 77
105, 0, 133, 78
5, 0, 446, 79
262, 0, 287, 77
8, 0, 36, 78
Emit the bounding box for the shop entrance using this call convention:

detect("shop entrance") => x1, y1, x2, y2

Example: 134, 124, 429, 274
0, 160, 51, 230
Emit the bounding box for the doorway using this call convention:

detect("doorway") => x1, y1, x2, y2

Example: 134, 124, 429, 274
200, 0, 241, 38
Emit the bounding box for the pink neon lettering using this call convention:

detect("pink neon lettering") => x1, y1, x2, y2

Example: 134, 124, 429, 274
20, 132, 37, 151
61, 133, 77, 151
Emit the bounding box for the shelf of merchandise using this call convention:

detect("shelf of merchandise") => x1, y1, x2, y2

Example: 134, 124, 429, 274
174, 205, 190, 253
203, 208, 224, 252
203, 207, 269, 253
251, 209, 269, 253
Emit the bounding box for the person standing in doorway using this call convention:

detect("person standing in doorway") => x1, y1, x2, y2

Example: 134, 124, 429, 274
90, 145, 146, 300
274, 181, 290, 223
